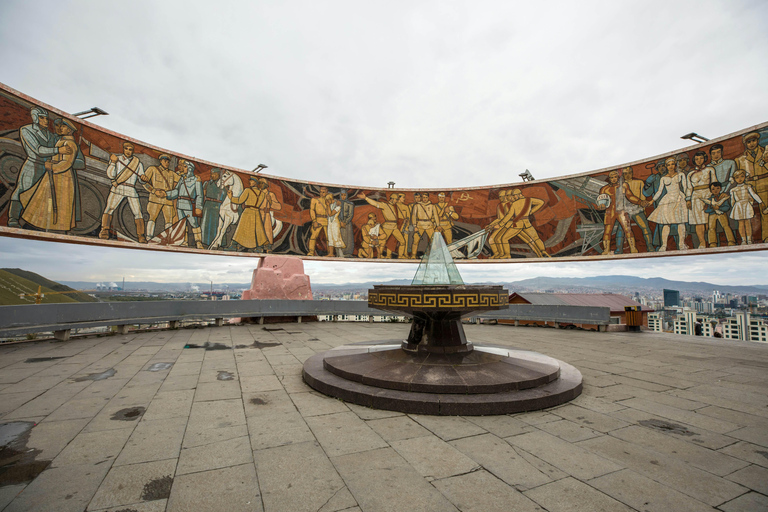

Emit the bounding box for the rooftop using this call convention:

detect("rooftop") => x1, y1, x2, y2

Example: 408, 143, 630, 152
510, 292, 654, 313
0, 323, 766, 511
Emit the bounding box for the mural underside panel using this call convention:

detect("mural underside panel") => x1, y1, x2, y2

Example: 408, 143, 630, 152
1, 83, 767, 262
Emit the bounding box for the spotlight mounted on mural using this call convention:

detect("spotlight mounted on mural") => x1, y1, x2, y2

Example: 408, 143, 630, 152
73, 107, 109, 119
681, 132, 710, 143
387, 181, 396, 189
519, 169, 534, 182
252, 164, 268, 173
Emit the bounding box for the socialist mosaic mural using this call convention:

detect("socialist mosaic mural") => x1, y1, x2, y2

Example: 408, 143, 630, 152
1, 83, 767, 262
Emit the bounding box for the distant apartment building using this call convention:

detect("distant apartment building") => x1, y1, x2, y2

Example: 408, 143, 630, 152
661, 309, 768, 343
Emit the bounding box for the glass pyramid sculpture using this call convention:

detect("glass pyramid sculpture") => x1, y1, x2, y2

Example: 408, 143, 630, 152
411, 232, 465, 285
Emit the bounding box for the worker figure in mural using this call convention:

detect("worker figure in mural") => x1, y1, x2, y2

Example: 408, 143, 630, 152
358, 191, 406, 258
395, 193, 411, 243
436, 192, 459, 244
100, 142, 146, 242
614, 167, 654, 253
326, 192, 345, 257
227, 175, 267, 252
738, 132, 768, 242
485, 189, 509, 259
709, 144, 737, 193
140, 154, 178, 239
704, 181, 735, 246
200, 169, 225, 247
257, 177, 282, 252
597, 169, 647, 254
9, 108, 74, 228
685, 151, 716, 249
403, 192, 420, 256
729, 169, 768, 245
209, 170, 243, 250
307, 186, 330, 256
338, 190, 355, 256
359, 212, 382, 258
410, 192, 440, 258
648, 157, 689, 251
494, 189, 549, 258
20, 118, 81, 232
164, 161, 204, 249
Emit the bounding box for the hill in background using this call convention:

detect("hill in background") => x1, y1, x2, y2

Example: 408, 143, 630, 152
0, 269, 98, 305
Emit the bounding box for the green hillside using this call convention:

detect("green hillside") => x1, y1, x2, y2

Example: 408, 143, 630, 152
0, 269, 98, 305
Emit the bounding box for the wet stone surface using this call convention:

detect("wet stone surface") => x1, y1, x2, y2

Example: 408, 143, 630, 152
74, 368, 117, 381
111, 407, 146, 421
235, 340, 281, 349
0, 421, 50, 486
639, 418, 697, 436
147, 363, 174, 372
217, 371, 235, 381
183, 342, 230, 351
24, 356, 69, 363
140, 474, 173, 500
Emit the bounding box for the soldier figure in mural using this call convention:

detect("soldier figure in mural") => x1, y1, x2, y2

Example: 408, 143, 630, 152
704, 181, 735, 246
9, 108, 74, 228
729, 169, 768, 245
307, 186, 330, 256
497, 189, 550, 258
685, 151, 715, 249
648, 157, 689, 251
100, 142, 146, 242
359, 212, 382, 258
358, 191, 406, 258
410, 192, 440, 258
738, 131, 768, 242
436, 192, 459, 245
485, 189, 509, 259
164, 161, 204, 249
20, 119, 81, 232
614, 167, 654, 253
140, 154, 178, 239
200, 168, 225, 247
338, 190, 355, 256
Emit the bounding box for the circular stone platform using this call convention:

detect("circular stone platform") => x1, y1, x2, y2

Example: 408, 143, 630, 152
302, 341, 583, 416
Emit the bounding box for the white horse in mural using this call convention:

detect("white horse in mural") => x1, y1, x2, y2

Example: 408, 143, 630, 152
209, 170, 243, 250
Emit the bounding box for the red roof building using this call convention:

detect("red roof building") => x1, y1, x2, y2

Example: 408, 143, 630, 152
508, 292, 654, 328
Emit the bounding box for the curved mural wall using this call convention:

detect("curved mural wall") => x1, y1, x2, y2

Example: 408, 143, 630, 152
1, 82, 767, 263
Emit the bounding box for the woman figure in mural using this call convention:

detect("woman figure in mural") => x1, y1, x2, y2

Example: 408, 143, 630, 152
648, 157, 689, 251
20, 119, 81, 231
227, 175, 268, 252
326, 193, 345, 257
729, 169, 768, 245
686, 151, 716, 248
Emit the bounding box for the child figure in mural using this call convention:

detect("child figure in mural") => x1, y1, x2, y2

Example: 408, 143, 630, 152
20, 118, 81, 232
326, 193, 345, 257
648, 157, 689, 251
729, 169, 768, 245
686, 151, 716, 249
704, 181, 735, 247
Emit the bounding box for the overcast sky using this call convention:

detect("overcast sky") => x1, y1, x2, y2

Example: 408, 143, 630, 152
1, 0, 767, 287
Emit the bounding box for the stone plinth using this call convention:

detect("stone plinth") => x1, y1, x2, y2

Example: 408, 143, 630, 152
242, 256, 312, 300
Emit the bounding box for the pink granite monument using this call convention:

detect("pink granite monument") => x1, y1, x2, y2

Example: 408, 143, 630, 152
242, 256, 312, 300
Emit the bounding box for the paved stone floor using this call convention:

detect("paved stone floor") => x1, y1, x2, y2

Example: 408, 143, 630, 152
0, 322, 767, 512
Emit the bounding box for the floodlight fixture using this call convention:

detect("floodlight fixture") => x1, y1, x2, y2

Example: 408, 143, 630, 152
387, 181, 396, 189
681, 132, 709, 143
252, 164, 268, 173
519, 169, 535, 182
73, 107, 109, 119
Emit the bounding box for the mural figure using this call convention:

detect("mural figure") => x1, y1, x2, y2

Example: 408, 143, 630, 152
597, 170, 641, 254
676, 153, 690, 175
338, 190, 355, 256
326, 193, 345, 257
738, 131, 768, 242
200, 168, 225, 247
485, 189, 509, 259
20, 118, 81, 231
709, 144, 737, 193
209, 170, 243, 250
359, 212, 382, 258
257, 177, 282, 252
358, 191, 406, 258
404, 192, 420, 256
307, 186, 330, 256
729, 169, 768, 245
436, 192, 459, 244
9, 108, 72, 228
648, 157, 688, 251
228, 175, 267, 252
410, 192, 440, 258
614, 167, 654, 253
704, 181, 735, 246
140, 154, 178, 239
164, 161, 203, 249
100, 142, 146, 242
685, 151, 715, 249
494, 189, 549, 258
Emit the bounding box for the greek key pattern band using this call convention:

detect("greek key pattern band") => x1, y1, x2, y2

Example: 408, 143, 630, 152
369, 291, 507, 309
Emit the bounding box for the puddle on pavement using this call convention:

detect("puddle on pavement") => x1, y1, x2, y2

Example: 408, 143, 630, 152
234, 340, 281, 349
183, 342, 230, 351
0, 421, 51, 486
250, 397, 269, 405
216, 371, 235, 381
73, 368, 116, 382
24, 356, 69, 363
638, 419, 696, 436
141, 474, 173, 500
147, 363, 174, 372
111, 407, 146, 421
